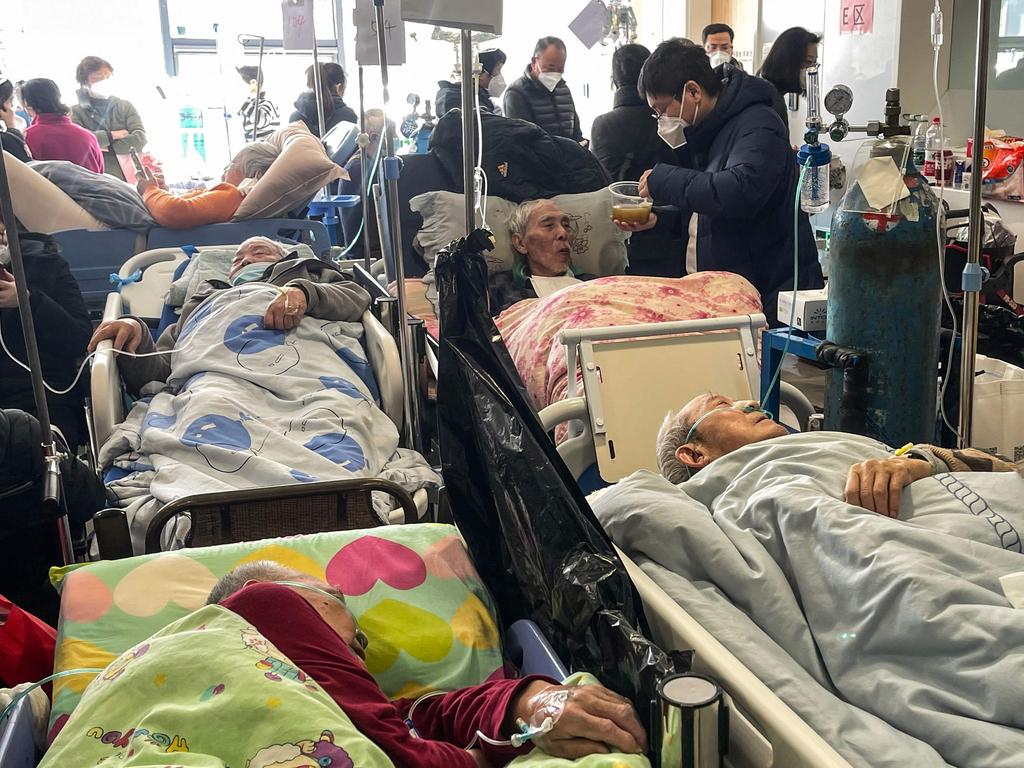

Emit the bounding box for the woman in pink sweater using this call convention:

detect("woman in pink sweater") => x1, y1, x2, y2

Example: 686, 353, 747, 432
21, 78, 104, 174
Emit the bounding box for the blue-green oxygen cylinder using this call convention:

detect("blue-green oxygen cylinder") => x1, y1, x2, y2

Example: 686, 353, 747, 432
825, 137, 941, 445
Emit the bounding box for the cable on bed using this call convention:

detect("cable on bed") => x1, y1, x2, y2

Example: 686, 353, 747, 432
0, 668, 104, 725
0, 284, 286, 397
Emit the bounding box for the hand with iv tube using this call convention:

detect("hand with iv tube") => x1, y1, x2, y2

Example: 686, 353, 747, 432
504, 680, 648, 758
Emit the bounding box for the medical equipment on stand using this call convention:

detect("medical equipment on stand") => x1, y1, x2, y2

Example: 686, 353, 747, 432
797, 66, 832, 214
399, 93, 435, 154
825, 87, 942, 444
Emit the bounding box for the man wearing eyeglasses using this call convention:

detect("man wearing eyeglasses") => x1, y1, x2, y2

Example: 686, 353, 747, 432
612, 39, 822, 324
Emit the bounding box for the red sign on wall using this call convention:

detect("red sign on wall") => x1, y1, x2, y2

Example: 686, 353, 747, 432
840, 0, 874, 36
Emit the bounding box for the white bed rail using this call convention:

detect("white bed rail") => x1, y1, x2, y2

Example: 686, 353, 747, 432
620, 551, 852, 768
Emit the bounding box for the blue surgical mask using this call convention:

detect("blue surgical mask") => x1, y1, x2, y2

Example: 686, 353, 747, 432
230, 262, 272, 286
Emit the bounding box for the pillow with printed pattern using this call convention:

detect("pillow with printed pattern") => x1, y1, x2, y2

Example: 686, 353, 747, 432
48, 524, 504, 739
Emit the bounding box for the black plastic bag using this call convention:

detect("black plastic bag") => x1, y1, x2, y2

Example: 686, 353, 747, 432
435, 232, 676, 718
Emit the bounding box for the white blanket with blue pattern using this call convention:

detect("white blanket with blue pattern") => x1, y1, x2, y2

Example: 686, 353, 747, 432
99, 284, 439, 553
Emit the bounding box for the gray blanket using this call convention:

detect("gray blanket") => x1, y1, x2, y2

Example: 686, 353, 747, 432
30, 160, 155, 231
593, 432, 1024, 768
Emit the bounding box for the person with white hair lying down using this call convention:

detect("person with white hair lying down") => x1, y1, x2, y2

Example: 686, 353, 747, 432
658, 393, 1022, 517
87, 234, 371, 397
136, 142, 280, 228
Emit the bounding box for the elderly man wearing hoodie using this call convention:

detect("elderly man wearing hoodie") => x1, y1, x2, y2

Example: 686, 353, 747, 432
614, 39, 822, 324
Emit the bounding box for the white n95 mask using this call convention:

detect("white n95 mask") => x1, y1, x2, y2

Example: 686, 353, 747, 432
709, 50, 730, 69
657, 101, 698, 149
487, 73, 507, 98
538, 71, 563, 92
89, 78, 115, 100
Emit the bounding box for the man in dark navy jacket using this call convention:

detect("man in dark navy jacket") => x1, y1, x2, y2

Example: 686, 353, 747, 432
616, 39, 822, 323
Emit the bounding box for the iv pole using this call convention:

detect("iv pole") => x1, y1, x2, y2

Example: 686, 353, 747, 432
957, 0, 992, 447
358, 65, 373, 272
459, 30, 477, 233
374, 0, 423, 451
0, 157, 74, 565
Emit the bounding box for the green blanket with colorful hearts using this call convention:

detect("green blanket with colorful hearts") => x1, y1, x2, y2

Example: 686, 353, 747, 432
41, 606, 650, 768
41, 605, 394, 768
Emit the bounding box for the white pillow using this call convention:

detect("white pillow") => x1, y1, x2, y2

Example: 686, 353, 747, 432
3, 151, 106, 233
410, 189, 629, 276
233, 122, 348, 220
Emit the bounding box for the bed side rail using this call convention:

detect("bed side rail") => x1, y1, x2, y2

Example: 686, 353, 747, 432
620, 551, 852, 768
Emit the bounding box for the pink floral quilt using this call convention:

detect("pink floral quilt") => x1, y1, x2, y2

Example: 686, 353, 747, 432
495, 273, 763, 419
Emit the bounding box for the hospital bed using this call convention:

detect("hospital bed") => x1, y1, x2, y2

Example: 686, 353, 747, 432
534, 315, 846, 767
536, 314, 814, 488
0, 525, 568, 768
55, 219, 332, 313
88, 244, 430, 549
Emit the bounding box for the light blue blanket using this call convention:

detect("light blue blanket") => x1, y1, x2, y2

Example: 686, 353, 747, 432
100, 284, 439, 552
593, 432, 1024, 768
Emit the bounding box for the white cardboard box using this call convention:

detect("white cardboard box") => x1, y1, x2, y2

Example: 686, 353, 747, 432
777, 288, 828, 332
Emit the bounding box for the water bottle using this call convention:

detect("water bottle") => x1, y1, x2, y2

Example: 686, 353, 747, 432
923, 117, 942, 183
912, 120, 928, 169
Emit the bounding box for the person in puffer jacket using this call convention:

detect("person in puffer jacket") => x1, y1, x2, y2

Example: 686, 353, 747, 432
503, 37, 583, 142
616, 39, 822, 324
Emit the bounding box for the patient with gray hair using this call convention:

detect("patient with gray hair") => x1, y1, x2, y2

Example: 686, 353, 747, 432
136, 142, 281, 229
487, 199, 595, 316
658, 392, 1023, 518
207, 561, 648, 765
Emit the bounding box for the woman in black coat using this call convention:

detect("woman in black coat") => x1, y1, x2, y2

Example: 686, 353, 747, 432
758, 27, 821, 126
0, 223, 93, 449
290, 62, 358, 138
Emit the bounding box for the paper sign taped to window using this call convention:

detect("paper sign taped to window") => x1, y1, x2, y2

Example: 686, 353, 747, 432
840, 0, 874, 36
353, 0, 407, 66
282, 0, 316, 50
569, 0, 610, 50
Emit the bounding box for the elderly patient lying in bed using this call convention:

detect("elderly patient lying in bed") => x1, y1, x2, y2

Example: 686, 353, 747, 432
592, 393, 1024, 768
42, 561, 648, 768
208, 563, 647, 767
89, 235, 363, 397
87, 239, 437, 551
658, 393, 1020, 517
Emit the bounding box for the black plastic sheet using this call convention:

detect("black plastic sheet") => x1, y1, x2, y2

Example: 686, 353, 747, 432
435, 232, 677, 720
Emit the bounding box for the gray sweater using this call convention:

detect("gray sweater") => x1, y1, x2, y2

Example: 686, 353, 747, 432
120, 254, 371, 396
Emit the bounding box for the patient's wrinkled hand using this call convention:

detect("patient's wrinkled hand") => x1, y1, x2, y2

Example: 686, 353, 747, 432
88, 318, 144, 354
263, 287, 307, 331
509, 681, 647, 759
844, 457, 933, 518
